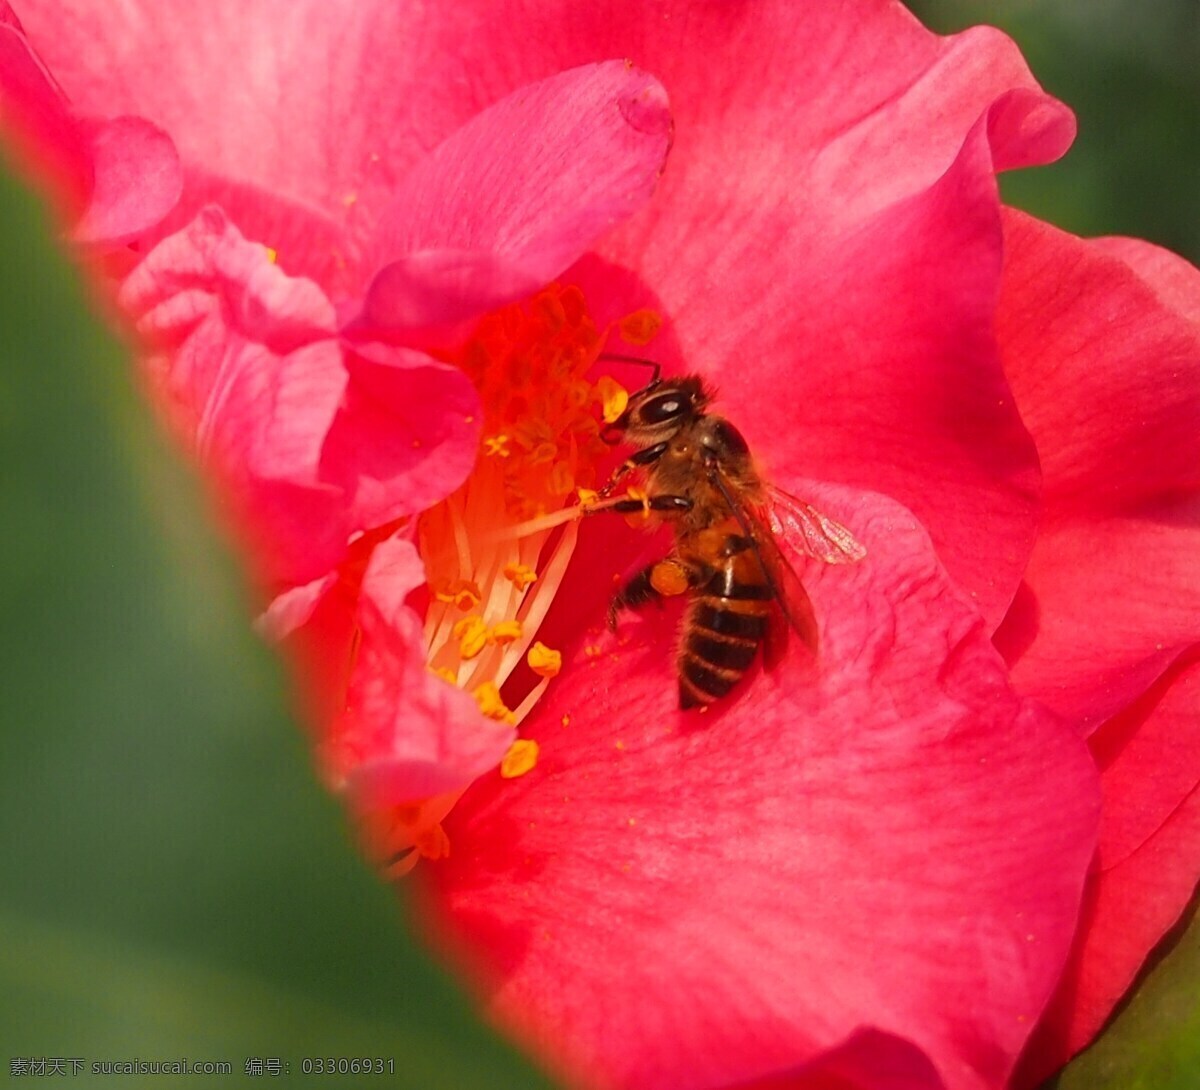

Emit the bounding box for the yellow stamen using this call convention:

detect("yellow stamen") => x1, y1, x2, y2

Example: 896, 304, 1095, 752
452, 615, 488, 659
489, 620, 523, 645
474, 680, 516, 724
500, 738, 540, 779
528, 641, 563, 678
503, 562, 538, 590
382, 283, 629, 872
434, 579, 482, 610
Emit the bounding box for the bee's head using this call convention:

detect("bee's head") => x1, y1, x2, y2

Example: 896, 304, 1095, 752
602, 374, 711, 446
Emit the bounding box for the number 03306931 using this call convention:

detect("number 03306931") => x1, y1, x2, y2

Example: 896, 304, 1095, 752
300, 1057, 396, 1075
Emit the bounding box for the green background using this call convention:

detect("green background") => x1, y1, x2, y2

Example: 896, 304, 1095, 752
2, 4, 1197, 1087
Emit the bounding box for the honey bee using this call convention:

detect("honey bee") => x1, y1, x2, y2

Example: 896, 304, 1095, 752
596, 364, 866, 709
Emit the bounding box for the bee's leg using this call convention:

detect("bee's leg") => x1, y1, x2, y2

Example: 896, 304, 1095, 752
608, 555, 711, 629
597, 441, 670, 497
603, 494, 693, 515
608, 562, 661, 629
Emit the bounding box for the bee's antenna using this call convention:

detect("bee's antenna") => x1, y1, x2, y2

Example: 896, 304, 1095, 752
597, 353, 661, 387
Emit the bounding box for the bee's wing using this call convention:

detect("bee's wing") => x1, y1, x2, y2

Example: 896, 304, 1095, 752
709, 469, 820, 662
766, 486, 867, 565
744, 500, 820, 664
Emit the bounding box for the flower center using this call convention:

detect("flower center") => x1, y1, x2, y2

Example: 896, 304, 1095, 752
377, 284, 658, 874
420, 284, 620, 715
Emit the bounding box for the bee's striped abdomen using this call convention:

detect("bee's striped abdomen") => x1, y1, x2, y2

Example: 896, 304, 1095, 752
678, 545, 773, 709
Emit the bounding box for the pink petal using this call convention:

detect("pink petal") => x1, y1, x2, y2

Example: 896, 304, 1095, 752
13, 1, 463, 247
734, 1028, 946, 1090
163, 171, 351, 296
993, 210, 1200, 729
1091, 654, 1200, 871
1015, 779, 1200, 1087
326, 533, 514, 811
1014, 659, 1200, 1085
1092, 235, 1200, 324
361, 62, 671, 329
359, 249, 545, 331
320, 340, 481, 528
119, 206, 350, 584
420, 484, 1099, 1090
1012, 657, 1200, 1080
256, 573, 339, 643
72, 115, 182, 244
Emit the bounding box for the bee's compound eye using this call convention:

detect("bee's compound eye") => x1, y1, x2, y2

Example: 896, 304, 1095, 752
640, 392, 690, 424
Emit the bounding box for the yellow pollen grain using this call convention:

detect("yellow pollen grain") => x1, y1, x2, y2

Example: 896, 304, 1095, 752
483, 434, 511, 457
427, 665, 458, 685
474, 680, 516, 724
618, 308, 663, 346
503, 562, 537, 590
577, 487, 600, 508
528, 641, 563, 678
452, 615, 488, 659
596, 376, 629, 423
433, 579, 482, 610
561, 714, 571, 727
264, 246, 278, 264
489, 619, 523, 645
500, 738, 540, 779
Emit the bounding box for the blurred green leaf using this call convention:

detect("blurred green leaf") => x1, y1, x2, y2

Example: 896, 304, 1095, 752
0, 161, 556, 1089
1050, 892, 1200, 1090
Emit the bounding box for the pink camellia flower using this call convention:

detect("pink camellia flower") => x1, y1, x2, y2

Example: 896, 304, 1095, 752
5, 3, 1198, 1090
